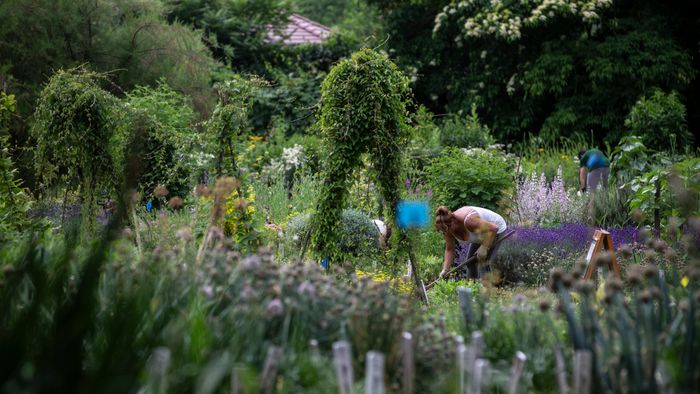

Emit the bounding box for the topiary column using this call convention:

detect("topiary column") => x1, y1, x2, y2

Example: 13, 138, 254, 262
310, 48, 412, 269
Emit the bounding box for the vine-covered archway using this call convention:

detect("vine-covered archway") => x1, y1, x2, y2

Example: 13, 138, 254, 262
310, 48, 412, 268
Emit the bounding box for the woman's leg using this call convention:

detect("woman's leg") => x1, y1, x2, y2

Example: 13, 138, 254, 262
466, 243, 480, 279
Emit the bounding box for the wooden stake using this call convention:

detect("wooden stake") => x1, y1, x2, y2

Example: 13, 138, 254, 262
230, 366, 244, 394
365, 351, 385, 394
401, 332, 414, 394
458, 287, 474, 327
573, 350, 592, 394
333, 341, 354, 394
471, 331, 485, 359
554, 344, 568, 394
507, 351, 527, 394
147, 347, 171, 394
470, 359, 489, 394
260, 346, 283, 394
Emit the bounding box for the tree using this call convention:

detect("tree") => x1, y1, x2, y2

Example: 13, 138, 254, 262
366, 0, 698, 144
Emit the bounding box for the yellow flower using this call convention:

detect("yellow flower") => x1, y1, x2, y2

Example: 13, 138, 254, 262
538, 148, 545, 152
247, 205, 255, 215
681, 275, 689, 288
248, 135, 263, 142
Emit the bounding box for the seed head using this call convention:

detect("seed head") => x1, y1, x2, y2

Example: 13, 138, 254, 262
649, 286, 662, 300
619, 244, 633, 259
627, 265, 642, 286
606, 277, 623, 293
631, 209, 645, 224
154, 185, 169, 198
195, 184, 212, 198
643, 265, 658, 279
538, 299, 551, 312
652, 239, 667, 253
639, 290, 651, 304
176, 226, 192, 242
577, 281, 594, 295
168, 196, 184, 210
548, 268, 564, 292
266, 298, 284, 317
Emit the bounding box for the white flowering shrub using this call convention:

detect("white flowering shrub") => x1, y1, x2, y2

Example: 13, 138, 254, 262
265, 144, 306, 179
434, 0, 614, 42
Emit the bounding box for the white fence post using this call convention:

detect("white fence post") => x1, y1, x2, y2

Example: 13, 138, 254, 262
333, 341, 354, 394
365, 351, 385, 394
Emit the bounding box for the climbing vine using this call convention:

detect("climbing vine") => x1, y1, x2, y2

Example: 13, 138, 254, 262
311, 48, 411, 266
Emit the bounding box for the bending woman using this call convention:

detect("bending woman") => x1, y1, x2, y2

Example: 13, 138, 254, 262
435, 205, 508, 279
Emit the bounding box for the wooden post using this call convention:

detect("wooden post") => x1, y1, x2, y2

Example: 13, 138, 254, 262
147, 347, 171, 394
457, 287, 474, 327
573, 350, 592, 394
365, 351, 385, 394
260, 346, 283, 394
470, 359, 489, 394
456, 340, 467, 394
554, 344, 568, 394
230, 366, 244, 394
471, 331, 485, 359
401, 332, 414, 394
507, 351, 527, 394
333, 341, 354, 394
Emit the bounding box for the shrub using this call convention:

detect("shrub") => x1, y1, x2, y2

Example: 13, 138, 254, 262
439, 105, 494, 150
513, 167, 587, 227
624, 89, 692, 153
288, 209, 381, 261
31, 67, 120, 201
426, 148, 513, 211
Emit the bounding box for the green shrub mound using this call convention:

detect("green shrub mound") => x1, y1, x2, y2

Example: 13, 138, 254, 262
289, 209, 381, 258
426, 148, 513, 211
625, 89, 692, 153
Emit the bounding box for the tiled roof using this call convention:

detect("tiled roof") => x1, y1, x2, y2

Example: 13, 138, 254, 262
267, 14, 332, 45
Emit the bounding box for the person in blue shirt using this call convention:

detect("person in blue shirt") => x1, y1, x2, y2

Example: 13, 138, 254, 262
578, 148, 610, 192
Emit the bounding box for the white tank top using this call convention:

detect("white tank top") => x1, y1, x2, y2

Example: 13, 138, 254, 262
454, 207, 507, 244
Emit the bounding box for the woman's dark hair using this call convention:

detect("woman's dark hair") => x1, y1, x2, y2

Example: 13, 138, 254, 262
435, 205, 453, 231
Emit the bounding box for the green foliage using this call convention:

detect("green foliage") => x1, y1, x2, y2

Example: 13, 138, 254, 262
163, 0, 290, 79
0, 0, 217, 113
439, 105, 494, 150
609, 135, 653, 188
370, 1, 697, 144
628, 157, 700, 226
0, 92, 33, 242
426, 148, 514, 211
625, 89, 692, 153
205, 76, 264, 176
289, 209, 381, 263
125, 81, 199, 197
589, 186, 631, 228
31, 68, 120, 201
311, 48, 410, 263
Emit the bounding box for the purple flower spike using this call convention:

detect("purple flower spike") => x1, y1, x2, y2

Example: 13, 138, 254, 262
405, 179, 411, 189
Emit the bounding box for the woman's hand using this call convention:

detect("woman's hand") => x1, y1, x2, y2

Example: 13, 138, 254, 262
439, 268, 448, 279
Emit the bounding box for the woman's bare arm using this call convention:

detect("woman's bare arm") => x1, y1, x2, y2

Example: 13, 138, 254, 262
442, 233, 455, 273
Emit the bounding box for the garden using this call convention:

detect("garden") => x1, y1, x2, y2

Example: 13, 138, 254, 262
1, 1, 699, 393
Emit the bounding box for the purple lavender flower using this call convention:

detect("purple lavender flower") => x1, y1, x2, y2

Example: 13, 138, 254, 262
405, 179, 411, 189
